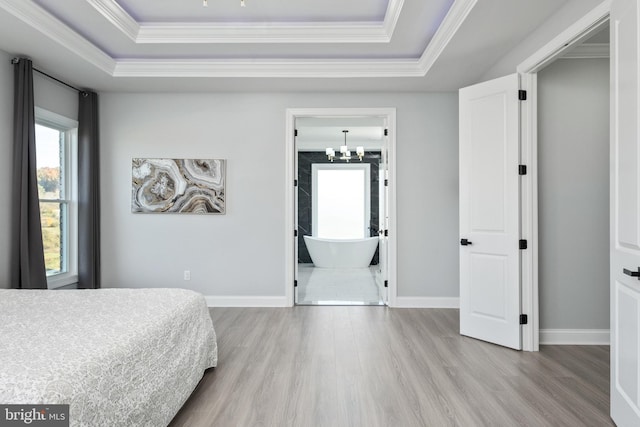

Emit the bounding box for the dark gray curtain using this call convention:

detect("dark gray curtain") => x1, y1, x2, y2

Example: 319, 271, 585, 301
10, 58, 47, 289
78, 91, 100, 289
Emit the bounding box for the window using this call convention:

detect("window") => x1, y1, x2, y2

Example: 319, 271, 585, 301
312, 163, 370, 239
35, 108, 78, 288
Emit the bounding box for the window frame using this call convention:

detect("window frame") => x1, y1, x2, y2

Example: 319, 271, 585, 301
311, 163, 371, 239
35, 107, 78, 289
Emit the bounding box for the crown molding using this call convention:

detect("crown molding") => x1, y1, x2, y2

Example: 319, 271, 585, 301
88, 0, 403, 44
0, 0, 477, 80
112, 58, 423, 78
87, 0, 138, 41
418, 0, 477, 74
137, 22, 389, 44
383, 0, 404, 39
561, 43, 609, 59
0, 0, 115, 73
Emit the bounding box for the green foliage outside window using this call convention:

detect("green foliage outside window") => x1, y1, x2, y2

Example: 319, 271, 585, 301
38, 166, 62, 274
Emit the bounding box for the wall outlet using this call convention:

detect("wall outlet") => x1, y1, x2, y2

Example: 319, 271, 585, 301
183, 270, 191, 281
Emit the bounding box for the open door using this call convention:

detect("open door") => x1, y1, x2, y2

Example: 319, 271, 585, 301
610, 0, 640, 424
378, 126, 389, 305
459, 74, 522, 350
293, 125, 299, 304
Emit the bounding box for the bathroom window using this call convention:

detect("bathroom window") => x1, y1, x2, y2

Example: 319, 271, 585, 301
312, 163, 370, 239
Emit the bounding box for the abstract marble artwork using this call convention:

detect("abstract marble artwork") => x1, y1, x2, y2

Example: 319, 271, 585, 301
132, 158, 225, 214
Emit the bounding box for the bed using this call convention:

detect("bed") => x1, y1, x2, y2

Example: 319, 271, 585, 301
0, 288, 217, 427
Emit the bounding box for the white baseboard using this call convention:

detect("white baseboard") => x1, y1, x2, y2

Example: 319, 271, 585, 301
393, 297, 460, 308
540, 329, 610, 345
205, 296, 289, 307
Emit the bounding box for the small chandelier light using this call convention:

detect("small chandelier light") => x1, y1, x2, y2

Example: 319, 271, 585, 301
326, 130, 364, 162
325, 147, 335, 162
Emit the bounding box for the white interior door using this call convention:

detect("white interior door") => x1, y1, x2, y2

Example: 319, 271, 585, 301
611, 0, 640, 424
293, 126, 299, 304
459, 74, 522, 350
378, 128, 389, 305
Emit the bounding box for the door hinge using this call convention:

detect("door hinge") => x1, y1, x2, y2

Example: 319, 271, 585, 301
384, 128, 388, 136
294, 129, 298, 137
518, 90, 527, 101
294, 179, 298, 187
519, 239, 528, 250
384, 229, 389, 237
384, 179, 388, 187
294, 230, 298, 237
294, 280, 298, 288
384, 280, 388, 288
519, 314, 528, 325
518, 165, 527, 175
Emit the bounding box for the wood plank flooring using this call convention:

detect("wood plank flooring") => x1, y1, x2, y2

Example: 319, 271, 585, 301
169, 307, 613, 427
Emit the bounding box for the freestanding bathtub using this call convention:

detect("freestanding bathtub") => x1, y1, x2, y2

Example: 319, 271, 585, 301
303, 235, 379, 268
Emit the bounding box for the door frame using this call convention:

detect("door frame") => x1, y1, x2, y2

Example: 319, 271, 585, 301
517, 0, 611, 351
284, 108, 397, 307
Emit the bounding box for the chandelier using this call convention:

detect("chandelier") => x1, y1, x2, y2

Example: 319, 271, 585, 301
203, 0, 246, 6
326, 130, 365, 162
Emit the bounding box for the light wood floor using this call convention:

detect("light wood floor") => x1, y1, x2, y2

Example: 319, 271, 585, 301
169, 307, 613, 427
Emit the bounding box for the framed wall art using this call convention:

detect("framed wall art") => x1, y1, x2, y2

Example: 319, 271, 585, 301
132, 158, 226, 214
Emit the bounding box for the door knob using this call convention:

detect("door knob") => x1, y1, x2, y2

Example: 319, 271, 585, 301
623, 267, 640, 279
460, 238, 472, 246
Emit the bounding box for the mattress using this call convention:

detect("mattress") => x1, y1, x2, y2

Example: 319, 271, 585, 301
0, 288, 217, 427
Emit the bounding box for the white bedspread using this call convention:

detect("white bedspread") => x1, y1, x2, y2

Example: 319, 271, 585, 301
0, 288, 217, 427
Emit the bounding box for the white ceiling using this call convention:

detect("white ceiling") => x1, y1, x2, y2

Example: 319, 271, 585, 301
0, 0, 571, 92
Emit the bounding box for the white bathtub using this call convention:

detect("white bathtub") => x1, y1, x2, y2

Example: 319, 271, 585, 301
303, 236, 378, 268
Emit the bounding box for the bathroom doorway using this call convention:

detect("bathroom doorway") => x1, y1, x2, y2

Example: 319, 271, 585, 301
285, 109, 396, 306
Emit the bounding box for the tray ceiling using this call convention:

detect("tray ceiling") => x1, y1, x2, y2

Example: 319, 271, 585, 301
0, 0, 571, 91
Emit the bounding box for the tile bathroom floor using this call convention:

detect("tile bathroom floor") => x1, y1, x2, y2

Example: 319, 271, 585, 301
296, 264, 384, 305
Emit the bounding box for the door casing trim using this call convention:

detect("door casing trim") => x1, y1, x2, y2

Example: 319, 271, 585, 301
517, 0, 611, 351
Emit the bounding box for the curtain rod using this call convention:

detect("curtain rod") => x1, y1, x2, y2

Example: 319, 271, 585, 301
11, 58, 87, 96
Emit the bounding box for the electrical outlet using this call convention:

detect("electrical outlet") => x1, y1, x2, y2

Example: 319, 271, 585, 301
183, 270, 191, 281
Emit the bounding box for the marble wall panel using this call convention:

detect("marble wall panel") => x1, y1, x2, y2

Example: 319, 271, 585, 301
297, 151, 380, 264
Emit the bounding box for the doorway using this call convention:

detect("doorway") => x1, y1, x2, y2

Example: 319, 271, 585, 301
536, 26, 610, 344
284, 108, 397, 307
517, 5, 610, 350
458, 5, 610, 351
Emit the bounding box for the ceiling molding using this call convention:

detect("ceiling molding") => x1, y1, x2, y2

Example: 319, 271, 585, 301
561, 43, 609, 59
0, 0, 478, 81
112, 58, 423, 78
86, 0, 138, 41
87, 0, 404, 44
108, 0, 477, 78
0, 0, 115, 73
382, 0, 404, 40
136, 22, 390, 44
417, 0, 477, 74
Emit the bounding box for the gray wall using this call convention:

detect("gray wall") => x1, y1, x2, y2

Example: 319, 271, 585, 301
100, 92, 459, 299
538, 58, 609, 329
481, 0, 603, 81
0, 49, 78, 289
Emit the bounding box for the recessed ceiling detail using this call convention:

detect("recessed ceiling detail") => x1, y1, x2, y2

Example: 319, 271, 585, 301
2, 0, 476, 79
85, 0, 405, 44
0, 0, 572, 91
